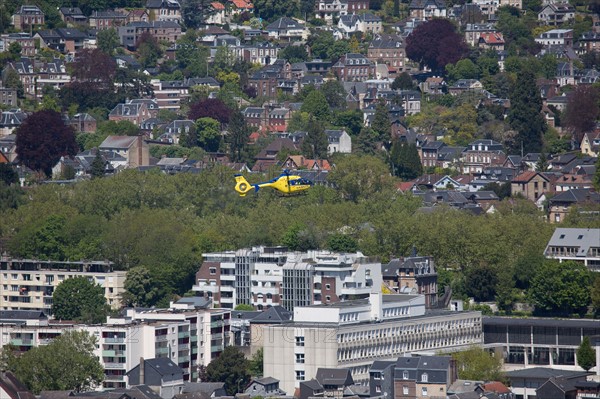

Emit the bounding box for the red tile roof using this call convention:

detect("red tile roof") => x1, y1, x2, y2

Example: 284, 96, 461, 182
480, 32, 505, 44
231, 0, 254, 8
512, 171, 547, 183
211, 2, 225, 9
482, 382, 511, 394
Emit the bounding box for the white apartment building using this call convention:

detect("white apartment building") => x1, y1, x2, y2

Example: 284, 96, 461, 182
193, 247, 382, 310
0, 299, 230, 389
263, 293, 482, 393
0, 257, 126, 314
544, 228, 600, 270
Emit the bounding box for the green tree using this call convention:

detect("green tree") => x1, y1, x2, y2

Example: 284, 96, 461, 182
372, 101, 391, 142
391, 72, 415, 90
390, 141, 422, 180
205, 346, 251, 395
90, 151, 105, 179
321, 80, 347, 109
446, 59, 480, 82
465, 264, 498, 302
3, 331, 104, 394
535, 152, 548, 172
97, 28, 120, 55
196, 117, 222, 152
52, 276, 109, 323
592, 276, 600, 315
328, 155, 394, 202
248, 348, 263, 377
355, 127, 379, 155
529, 260, 591, 316
300, 90, 330, 122
227, 111, 250, 162
0, 164, 18, 186
278, 45, 309, 63
327, 233, 358, 252
301, 117, 329, 159
452, 347, 504, 381
122, 266, 160, 307
136, 32, 163, 68
507, 68, 546, 154
577, 336, 596, 371
2, 68, 24, 98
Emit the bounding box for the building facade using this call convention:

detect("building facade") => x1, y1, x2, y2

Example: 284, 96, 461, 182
544, 228, 600, 270
0, 257, 126, 314
263, 293, 482, 393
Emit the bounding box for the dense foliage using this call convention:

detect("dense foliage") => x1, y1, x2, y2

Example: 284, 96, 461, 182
51, 276, 109, 323
205, 346, 251, 395
1, 331, 104, 394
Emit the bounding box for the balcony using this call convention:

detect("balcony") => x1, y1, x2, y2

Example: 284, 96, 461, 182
190, 336, 198, 342
210, 320, 223, 328
102, 350, 125, 357
104, 375, 125, 381
178, 332, 189, 338
105, 337, 125, 344
155, 335, 168, 342
192, 347, 199, 354
156, 347, 169, 355
178, 355, 190, 362
179, 343, 190, 350
10, 338, 32, 346
211, 345, 223, 352
104, 363, 126, 369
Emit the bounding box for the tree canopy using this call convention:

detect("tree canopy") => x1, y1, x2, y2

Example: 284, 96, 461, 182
452, 347, 504, 381
577, 336, 596, 371
406, 19, 469, 72
2, 330, 104, 394
15, 110, 78, 177
52, 276, 109, 323
205, 346, 251, 395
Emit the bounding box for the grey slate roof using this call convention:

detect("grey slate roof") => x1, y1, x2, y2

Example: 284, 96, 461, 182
544, 227, 600, 257
505, 367, 589, 380
251, 305, 293, 323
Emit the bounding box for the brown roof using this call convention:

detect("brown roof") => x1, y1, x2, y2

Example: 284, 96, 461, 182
512, 171, 548, 183
482, 381, 511, 394
0, 372, 36, 399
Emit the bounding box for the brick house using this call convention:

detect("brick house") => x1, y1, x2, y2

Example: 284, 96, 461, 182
368, 34, 406, 75
109, 101, 152, 126
89, 10, 128, 30
98, 135, 150, 168
118, 21, 182, 49
11, 6, 44, 31
145, 0, 182, 22
332, 53, 376, 82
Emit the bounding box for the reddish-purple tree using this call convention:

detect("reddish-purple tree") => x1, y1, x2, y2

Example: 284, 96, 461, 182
406, 19, 468, 73
70, 49, 116, 88
15, 110, 78, 177
188, 98, 232, 125
563, 85, 600, 144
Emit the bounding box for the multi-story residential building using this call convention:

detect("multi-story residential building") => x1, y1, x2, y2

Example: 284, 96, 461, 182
192, 247, 382, 311
265, 17, 309, 41
461, 139, 506, 174
0, 299, 230, 388
544, 228, 600, 270
11, 6, 45, 31
1, 33, 37, 57
548, 189, 600, 224
118, 21, 182, 50
368, 34, 406, 75
234, 42, 279, 66
109, 101, 152, 126
535, 29, 574, 47
577, 31, 600, 53
2, 58, 70, 99
0, 257, 126, 314
382, 256, 438, 309
332, 53, 376, 82
89, 10, 128, 30
263, 293, 482, 393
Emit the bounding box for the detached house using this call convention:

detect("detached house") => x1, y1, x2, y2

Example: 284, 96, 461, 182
89, 10, 128, 30
368, 34, 406, 75
109, 101, 152, 126
118, 21, 181, 50
464, 23, 497, 47
99, 135, 150, 168
461, 139, 505, 174
511, 171, 552, 202
145, 0, 182, 22
332, 53, 375, 82
548, 188, 600, 223
409, 0, 447, 20
265, 17, 309, 41
12, 5, 44, 31
478, 32, 505, 51
325, 129, 352, 154
538, 3, 575, 26
316, 0, 348, 23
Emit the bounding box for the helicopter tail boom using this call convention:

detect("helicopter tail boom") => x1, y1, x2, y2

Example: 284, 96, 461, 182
234, 175, 254, 196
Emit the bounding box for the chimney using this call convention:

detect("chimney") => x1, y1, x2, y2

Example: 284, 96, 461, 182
140, 357, 145, 385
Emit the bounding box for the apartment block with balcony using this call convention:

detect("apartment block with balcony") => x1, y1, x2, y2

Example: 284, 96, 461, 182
543, 228, 600, 270
263, 293, 482, 394
192, 247, 382, 311
0, 257, 126, 314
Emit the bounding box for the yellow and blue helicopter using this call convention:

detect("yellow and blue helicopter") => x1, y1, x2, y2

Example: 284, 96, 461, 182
234, 170, 313, 197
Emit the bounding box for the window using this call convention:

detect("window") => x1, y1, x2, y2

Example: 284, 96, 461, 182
421, 373, 428, 382
422, 387, 428, 396
295, 354, 305, 363
209, 268, 217, 275
295, 336, 305, 347
403, 386, 409, 395
375, 385, 381, 393
403, 370, 409, 380
295, 370, 305, 380
325, 284, 331, 289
